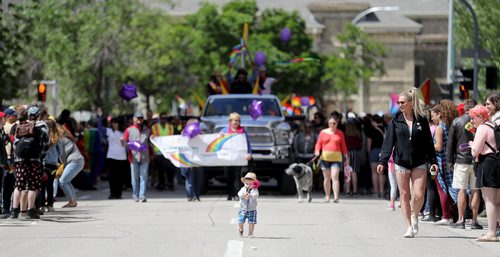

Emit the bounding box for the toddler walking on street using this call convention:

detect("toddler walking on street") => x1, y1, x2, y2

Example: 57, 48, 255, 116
237, 172, 259, 238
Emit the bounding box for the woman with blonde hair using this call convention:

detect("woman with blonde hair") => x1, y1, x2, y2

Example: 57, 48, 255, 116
221, 112, 252, 200
377, 88, 438, 238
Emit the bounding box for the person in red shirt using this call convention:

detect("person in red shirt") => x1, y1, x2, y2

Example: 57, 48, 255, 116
314, 115, 348, 203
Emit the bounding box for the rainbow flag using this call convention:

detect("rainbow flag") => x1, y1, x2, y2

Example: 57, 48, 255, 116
390, 93, 399, 115
291, 96, 301, 107
229, 43, 245, 64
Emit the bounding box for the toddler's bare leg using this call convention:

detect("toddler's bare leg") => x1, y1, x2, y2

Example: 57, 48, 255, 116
248, 224, 255, 235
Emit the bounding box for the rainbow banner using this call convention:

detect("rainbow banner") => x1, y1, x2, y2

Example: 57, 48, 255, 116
150, 133, 248, 168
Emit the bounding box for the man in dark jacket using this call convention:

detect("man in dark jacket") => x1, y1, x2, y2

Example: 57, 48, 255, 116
446, 99, 482, 229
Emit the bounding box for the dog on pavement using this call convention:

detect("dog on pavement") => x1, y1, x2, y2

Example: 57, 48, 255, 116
285, 163, 313, 203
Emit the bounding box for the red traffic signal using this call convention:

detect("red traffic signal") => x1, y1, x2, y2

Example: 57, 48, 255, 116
38, 83, 47, 102
459, 84, 469, 100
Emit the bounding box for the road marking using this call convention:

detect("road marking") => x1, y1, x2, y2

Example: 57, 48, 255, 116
224, 240, 243, 257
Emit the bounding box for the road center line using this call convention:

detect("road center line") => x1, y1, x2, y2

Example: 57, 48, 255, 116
224, 240, 244, 257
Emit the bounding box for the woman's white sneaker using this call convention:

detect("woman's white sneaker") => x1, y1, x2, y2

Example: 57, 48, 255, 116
403, 227, 414, 238
411, 215, 419, 235
434, 218, 452, 226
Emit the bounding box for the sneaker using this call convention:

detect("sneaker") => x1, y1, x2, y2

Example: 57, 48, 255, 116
450, 221, 465, 229
247, 234, 254, 239
434, 218, 452, 226
421, 215, 438, 223
26, 208, 40, 219
411, 215, 419, 235
403, 227, 414, 238
387, 206, 396, 211
470, 221, 484, 230
0, 213, 10, 219
139, 198, 147, 203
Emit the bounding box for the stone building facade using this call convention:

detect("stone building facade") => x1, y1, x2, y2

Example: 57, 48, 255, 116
307, 1, 448, 113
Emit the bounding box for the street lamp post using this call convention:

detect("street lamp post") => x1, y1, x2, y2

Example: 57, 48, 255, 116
351, 6, 399, 113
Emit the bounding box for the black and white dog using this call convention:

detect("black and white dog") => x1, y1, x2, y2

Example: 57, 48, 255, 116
285, 163, 313, 203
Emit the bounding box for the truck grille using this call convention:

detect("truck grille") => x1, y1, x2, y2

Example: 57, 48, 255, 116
245, 127, 273, 144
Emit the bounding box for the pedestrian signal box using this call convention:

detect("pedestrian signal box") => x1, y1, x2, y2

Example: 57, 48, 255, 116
38, 83, 47, 102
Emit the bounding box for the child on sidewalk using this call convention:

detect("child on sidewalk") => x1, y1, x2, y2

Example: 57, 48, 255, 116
237, 172, 259, 238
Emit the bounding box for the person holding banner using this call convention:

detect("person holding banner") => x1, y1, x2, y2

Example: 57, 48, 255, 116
124, 112, 151, 203
180, 119, 203, 201
222, 112, 252, 201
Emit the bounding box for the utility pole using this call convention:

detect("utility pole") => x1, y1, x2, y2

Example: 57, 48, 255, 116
446, 0, 455, 100
459, 0, 479, 101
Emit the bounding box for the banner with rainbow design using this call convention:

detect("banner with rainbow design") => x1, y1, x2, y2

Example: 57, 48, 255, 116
150, 133, 249, 168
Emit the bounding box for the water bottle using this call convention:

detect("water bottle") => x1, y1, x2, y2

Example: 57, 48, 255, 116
430, 166, 437, 176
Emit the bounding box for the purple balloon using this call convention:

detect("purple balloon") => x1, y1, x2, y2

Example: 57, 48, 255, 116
182, 122, 201, 139
127, 141, 146, 152
119, 84, 138, 101
280, 28, 292, 43
255, 51, 266, 66
300, 96, 310, 107
249, 100, 263, 120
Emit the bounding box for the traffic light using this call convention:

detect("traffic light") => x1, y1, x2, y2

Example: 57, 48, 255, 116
486, 66, 498, 90
38, 83, 46, 102
460, 69, 473, 90
459, 84, 469, 100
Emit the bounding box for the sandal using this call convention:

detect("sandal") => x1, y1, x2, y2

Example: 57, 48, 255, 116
477, 235, 499, 242
62, 202, 77, 208
238, 229, 243, 237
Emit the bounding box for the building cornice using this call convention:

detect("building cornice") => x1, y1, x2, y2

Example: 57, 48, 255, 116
307, 2, 370, 13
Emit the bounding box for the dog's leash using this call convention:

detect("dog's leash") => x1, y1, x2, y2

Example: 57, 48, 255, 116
305, 155, 319, 165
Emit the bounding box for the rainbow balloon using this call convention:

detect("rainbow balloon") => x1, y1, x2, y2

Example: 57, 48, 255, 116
206, 134, 238, 152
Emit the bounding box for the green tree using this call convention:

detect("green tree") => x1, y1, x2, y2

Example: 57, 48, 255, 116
455, 0, 499, 93
322, 24, 386, 102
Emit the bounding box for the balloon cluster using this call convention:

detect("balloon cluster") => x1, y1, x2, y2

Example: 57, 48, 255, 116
182, 122, 201, 139
249, 100, 263, 120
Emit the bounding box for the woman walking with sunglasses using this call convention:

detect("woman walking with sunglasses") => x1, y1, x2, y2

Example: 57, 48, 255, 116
377, 88, 438, 238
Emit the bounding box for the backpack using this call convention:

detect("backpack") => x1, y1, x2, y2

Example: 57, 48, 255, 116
14, 121, 43, 159
484, 121, 500, 156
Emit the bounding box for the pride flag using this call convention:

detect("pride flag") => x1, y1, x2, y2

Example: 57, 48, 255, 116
229, 43, 245, 64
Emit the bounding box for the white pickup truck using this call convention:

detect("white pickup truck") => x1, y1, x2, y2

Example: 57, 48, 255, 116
199, 94, 296, 194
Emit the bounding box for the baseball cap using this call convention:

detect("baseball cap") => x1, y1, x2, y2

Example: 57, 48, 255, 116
3, 107, 17, 116
134, 111, 144, 118
27, 105, 40, 117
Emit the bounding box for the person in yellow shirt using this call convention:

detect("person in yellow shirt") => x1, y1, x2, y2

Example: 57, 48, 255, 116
151, 112, 175, 191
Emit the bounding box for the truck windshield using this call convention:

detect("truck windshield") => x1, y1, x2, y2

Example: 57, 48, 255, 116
204, 98, 282, 117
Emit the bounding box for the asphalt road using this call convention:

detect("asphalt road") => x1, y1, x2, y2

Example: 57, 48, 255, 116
1, 184, 499, 257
